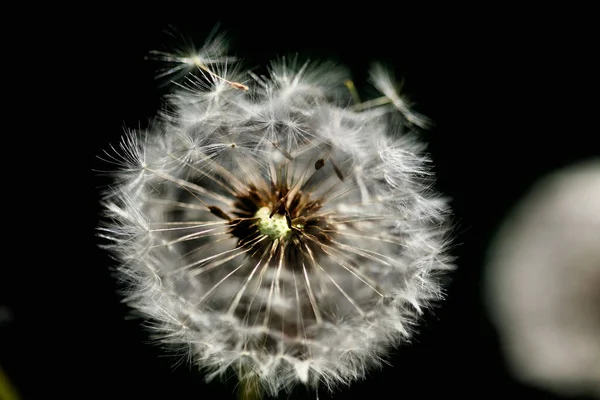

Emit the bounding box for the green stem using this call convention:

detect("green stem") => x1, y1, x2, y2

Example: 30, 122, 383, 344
0, 364, 20, 400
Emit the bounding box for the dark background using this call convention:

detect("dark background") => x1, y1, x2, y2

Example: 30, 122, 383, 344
1, 11, 597, 400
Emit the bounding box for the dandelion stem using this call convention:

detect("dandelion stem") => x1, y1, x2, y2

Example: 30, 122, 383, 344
344, 79, 362, 104
0, 365, 20, 400
352, 95, 393, 111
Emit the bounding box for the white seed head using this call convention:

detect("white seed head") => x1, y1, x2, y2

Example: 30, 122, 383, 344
484, 160, 600, 398
99, 32, 454, 397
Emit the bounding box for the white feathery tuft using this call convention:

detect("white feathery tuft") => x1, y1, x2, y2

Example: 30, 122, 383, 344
99, 31, 454, 397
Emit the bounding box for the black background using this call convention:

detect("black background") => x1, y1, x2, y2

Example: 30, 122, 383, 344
1, 10, 597, 400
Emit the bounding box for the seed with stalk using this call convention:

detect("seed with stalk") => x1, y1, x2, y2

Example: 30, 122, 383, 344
98, 31, 454, 398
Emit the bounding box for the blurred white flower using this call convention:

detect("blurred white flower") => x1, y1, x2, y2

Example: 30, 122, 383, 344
484, 160, 600, 398
99, 33, 454, 396
0, 305, 11, 327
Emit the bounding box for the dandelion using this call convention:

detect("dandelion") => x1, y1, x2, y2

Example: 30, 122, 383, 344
484, 160, 600, 398
98, 31, 454, 398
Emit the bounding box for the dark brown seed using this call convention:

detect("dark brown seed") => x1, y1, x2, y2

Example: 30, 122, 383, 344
270, 197, 287, 218
330, 158, 345, 181
209, 205, 232, 221
315, 159, 325, 170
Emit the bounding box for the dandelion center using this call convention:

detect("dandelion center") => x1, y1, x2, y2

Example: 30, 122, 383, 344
255, 206, 291, 239
222, 175, 336, 270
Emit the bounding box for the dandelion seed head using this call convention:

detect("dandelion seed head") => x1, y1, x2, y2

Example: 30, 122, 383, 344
99, 30, 454, 397
485, 160, 600, 398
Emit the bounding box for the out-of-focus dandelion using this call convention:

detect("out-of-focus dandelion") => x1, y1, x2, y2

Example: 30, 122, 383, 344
484, 160, 600, 399
98, 30, 454, 397
0, 305, 11, 327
